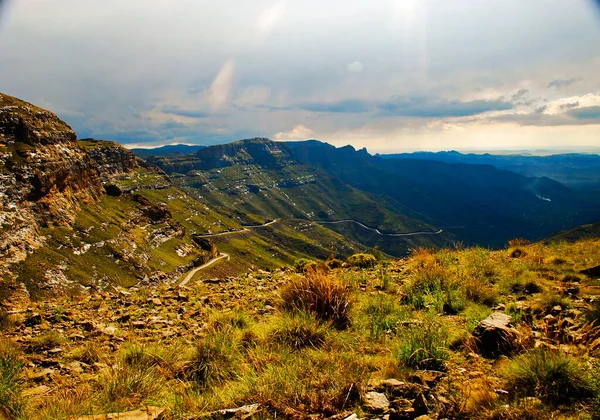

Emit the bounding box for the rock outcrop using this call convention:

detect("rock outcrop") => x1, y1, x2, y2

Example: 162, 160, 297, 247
0, 93, 103, 273
82, 138, 138, 182
472, 312, 520, 357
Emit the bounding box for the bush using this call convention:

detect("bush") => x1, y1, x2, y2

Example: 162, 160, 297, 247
279, 270, 351, 329
270, 313, 328, 349
0, 338, 24, 419
396, 316, 449, 370
346, 253, 377, 268
294, 258, 318, 273
504, 349, 594, 405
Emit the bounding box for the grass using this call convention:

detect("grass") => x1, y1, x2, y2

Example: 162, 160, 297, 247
279, 268, 351, 329
0, 338, 24, 419
504, 349, 595, 405
395, 314, 450, 370
186, 331, 243, 389
269, 313, 329, 349
30, 330, 66, 352
6, 237, 600, 418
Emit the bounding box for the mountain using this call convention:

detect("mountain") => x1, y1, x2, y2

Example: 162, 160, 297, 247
545, 220, 600, 243
380, 150, 600, 189
146, 138, 600, 249
130, 143, 206, 157
288, 141, 600, 247
146, 138, 453, 256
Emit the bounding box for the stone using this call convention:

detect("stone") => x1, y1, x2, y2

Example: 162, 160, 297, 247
412, 394, 429, 417
580, 265, 600, 278
472, 312, 520, 357
21, 385, 50, 397
24, 313, 42, 327
363, 391, 390, 413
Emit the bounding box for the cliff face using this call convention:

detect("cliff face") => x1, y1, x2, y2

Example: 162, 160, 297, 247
0, 93, 103, 270
82, 139, 138, 182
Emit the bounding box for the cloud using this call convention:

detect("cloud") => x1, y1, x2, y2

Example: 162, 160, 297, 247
511, 89, 529, 100
161, 106, 209, 118
347, 61, 364, 72
208, 60, 235, 111
378, 96, 513, 117
568, 106, 600, 120
256, 2, 285, 43
296, 96, 513, 117
274, 124, 313, 140
299, 99, 373, 113
547, 77, 583, 89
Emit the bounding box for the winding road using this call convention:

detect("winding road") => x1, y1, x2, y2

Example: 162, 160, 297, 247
178, 218, 443, 286
179, 253, 230, 287
193, 219, 280, 238
312, 219, 443, 237
194, 218, 443, 239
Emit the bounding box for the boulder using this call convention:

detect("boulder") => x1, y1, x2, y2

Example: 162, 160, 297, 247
581, 265, 600, 278
363, 391, 390, 413
472, 312, 520, 357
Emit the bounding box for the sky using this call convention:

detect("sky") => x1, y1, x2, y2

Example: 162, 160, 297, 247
0, 0, 600, 153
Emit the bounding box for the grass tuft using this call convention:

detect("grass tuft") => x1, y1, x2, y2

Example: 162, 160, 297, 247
279, 269, 351, 329
504, 349, 594, 405
0, 338, 24, 419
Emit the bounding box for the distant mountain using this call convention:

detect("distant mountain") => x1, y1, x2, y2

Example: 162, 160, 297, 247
146, 138, 451, 256
130, 143, 206, 157
146, 138, 600, 249
285, 141, 600, 247
379, 151, 600, 189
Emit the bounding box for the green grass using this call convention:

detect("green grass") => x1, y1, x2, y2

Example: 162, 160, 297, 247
504, 349, 595, 405
395, 314, 450, 370
0, 338, 24, 419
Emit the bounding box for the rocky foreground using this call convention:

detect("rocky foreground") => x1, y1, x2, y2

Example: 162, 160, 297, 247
1, 238, 600, 419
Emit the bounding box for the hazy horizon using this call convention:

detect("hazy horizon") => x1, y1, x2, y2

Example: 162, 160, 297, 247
1, 0, 600, 153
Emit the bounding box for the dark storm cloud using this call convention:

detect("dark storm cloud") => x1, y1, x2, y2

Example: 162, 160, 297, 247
547, 77, 583, 88
294, 96, 513, 118
161, 106, 210, 118
568, 106, 600, 119
377, 96, 513, 118
298, 99, 373, 113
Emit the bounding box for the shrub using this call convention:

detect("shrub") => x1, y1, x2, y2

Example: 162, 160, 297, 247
270, 313, 328, 349
279, 270, 351, 329
186, 332, 241, 388
0, 338, 24, 419
294, 258, 318, 273
504, 349, 594, 405
325, 257, 343, 269
396, 316, 449, 370
346, 253, 377, 268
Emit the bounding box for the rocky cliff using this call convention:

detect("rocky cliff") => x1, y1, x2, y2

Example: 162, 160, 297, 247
0, 93, 104, 273
81, 138, 139, 182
